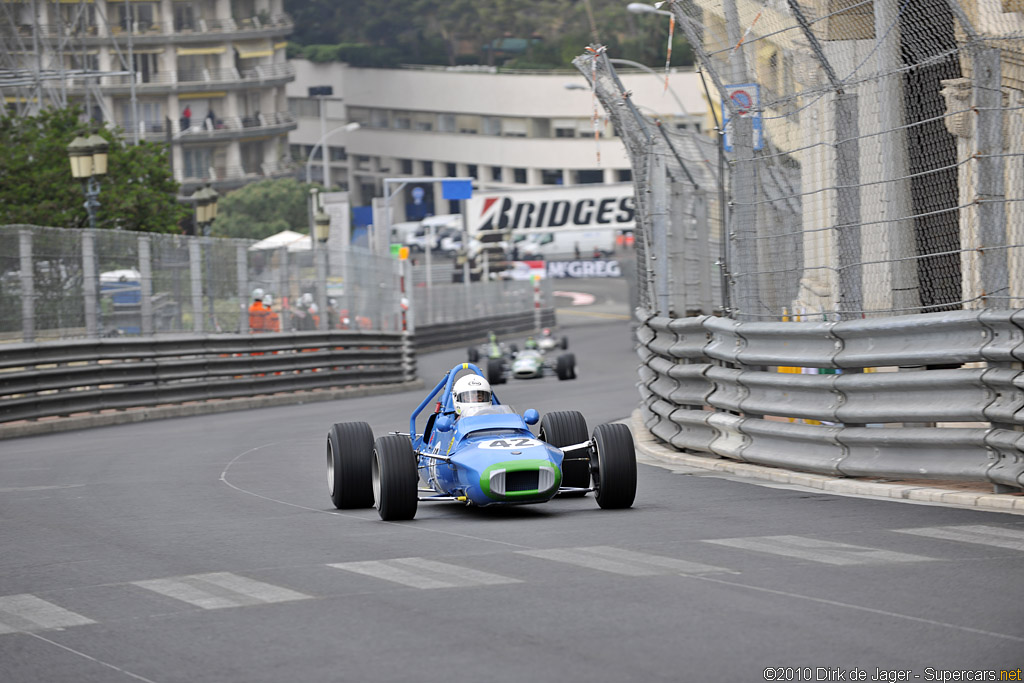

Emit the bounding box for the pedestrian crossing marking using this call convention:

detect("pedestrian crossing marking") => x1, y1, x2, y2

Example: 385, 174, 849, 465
329, 557, 520, 589
0, 594, 95, 635
132, 572, 310, 610
894, 525, 1024, 552
518, 546, 731, 576
704, 535, 933, 565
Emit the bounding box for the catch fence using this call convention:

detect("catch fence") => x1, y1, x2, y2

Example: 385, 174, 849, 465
574, 0, 1024, 490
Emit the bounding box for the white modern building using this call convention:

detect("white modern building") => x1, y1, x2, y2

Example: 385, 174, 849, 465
286, 60, 707, 218
1, 0, 296, 193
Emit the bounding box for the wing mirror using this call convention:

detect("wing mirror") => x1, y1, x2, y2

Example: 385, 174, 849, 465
435, 414, 454, 432
523, 409, 539, 425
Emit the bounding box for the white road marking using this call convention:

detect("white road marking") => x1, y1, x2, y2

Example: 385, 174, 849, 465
704, 535, 933, 565
518, 546, 730, 576
329, 558, 520, 589
0, 594, 95, 634
894, 525, 1024, 552
132, 572, 309, 609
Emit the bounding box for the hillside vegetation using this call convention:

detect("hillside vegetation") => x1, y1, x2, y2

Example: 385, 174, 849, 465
284, 0, 693, 69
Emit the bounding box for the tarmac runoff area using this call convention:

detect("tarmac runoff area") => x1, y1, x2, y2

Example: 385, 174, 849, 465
629, 410, 1024, 515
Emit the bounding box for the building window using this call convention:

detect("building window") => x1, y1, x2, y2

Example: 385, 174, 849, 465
394, 116, 411, 129
491, 166, 503, 182
438, 114, 455, 133
482, 116, 501, 136
422, 161, 434, 175
446, 162, 457, 176
467, 164, 478, 179
329, 146, 347, 162
555, 128, 575, 138
617, 169, 632, 182
182, 146, 213, 179
541, 169, 563, 185
400, 159, 413, 174
354, 155, 371, 171
513, 168, 527, 184
415, 119, 433, 131
576, 170, 603, 184
288, 97, 320, 118
370, 109, 389, 128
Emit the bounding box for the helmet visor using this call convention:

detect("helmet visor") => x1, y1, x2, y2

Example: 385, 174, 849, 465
455, 390, 491, 404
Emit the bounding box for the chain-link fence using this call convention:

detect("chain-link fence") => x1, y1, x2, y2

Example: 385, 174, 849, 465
577, 0, 1024, 321
0, 225, 403, 341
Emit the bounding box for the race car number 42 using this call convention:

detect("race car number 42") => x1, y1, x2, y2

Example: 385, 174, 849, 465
480, 437, 541, 449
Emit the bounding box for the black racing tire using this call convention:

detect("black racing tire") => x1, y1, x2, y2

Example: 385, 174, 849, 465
487, 357, 506, 384
327, 422, 375, 509
555, 353, 576, 380
591, 423, 637, 509
560, 336, 569, 350
372, 435, 418, 521
540, 410, 589, 492
467, 346, 480, 363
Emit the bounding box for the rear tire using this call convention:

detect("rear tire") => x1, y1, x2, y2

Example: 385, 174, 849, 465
467, 347, 480, 363
372, 435, 418, 521
487, 357, 505, 384
540, 410, 589, 492
591, 423, 637, 509
327, 422, 375, 509
560, 336, 569, 350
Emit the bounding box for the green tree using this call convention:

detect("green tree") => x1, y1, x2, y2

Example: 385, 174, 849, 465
211, 178, 321, 241
0, 106, 190, 232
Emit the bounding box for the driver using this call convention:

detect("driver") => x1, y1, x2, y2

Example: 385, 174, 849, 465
524, 336, 539, 350
453, 375, 492, 418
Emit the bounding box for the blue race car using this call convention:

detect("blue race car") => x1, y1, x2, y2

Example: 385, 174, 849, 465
326, 362, 636, 520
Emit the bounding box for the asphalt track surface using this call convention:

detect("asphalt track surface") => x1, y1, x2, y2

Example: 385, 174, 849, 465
2, 279, 1023, 682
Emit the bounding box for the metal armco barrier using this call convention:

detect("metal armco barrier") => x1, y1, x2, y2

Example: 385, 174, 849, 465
414, 308, 556, 352
0, 330, 415, 425
636, 307, 1024, 491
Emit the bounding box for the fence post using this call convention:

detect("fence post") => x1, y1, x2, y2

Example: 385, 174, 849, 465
139, 234, 153, 336
236, 244, 248, 333
649, 150, 671, 317
82, 230, 99, 337
731, 115, 758, 321
19, 229, 34, 343
188, 237, 203, 333
974, 46, 1008, 308
835, 92, 863, 318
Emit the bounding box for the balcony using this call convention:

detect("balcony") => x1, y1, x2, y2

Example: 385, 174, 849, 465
95, 62, 295, 94
177, 111, 297, 142
24, 13, 292, 47
179, 158, 296, 193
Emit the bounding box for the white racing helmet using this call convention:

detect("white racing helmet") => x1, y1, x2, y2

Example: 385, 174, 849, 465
252, 287, 265, 301
452, 375, 492, 415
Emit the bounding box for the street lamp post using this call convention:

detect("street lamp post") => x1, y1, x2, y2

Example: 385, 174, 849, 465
67, 133, 110, 230
304, 121, 360, 186
192, 185, 219, 331
313, 210, 331, 332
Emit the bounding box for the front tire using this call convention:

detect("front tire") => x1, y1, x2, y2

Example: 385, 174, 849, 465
591, 423, 637, 509
372, 435, 418, 521
487, 357, 506, 384
540, 410, 589, 491
327, 422, 375, 509
555, 353, 576, 380
560, 336, 569, 350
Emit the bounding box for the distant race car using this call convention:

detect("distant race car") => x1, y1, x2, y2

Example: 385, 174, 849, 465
537, 329, 569, 353
505, 348, 576, 382
326, 362, 637, 520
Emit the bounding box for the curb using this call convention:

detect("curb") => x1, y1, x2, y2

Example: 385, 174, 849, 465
629, 410, 1024, 514
0, 380, 425, 441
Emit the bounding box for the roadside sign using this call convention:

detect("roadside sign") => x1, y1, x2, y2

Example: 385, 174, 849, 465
722, 83, 763, 152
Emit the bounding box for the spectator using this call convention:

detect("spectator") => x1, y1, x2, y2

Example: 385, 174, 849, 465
248, 287, 267, 333
262, 294, 280, 332
205, 108, 216, 130
181, 105, 191, 131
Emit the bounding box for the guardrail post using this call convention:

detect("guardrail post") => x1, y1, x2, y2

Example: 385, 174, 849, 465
139, 234, 154, 336
19, 229, 34, 343
236, 244, 248, 333
188, 237, 203, 333
82, 230, 99, 337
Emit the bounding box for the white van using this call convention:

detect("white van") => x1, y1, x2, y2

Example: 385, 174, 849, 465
390, 221, 421, 247
515, 228, 616, 259
406, 214, 461, 252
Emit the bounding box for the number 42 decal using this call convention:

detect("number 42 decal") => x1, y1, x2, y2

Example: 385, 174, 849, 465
480, 437, 541, 449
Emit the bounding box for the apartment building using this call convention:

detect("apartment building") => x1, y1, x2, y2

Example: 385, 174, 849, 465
1, 0, 296, 193
286, 60, 706, 220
